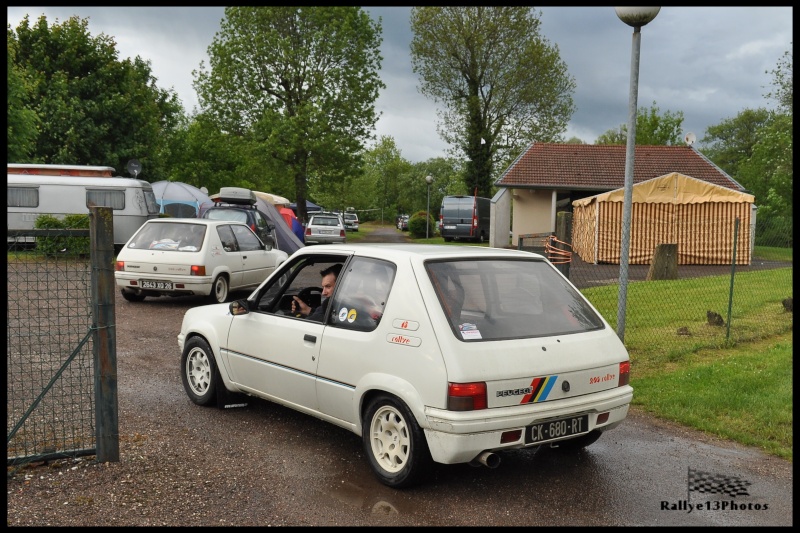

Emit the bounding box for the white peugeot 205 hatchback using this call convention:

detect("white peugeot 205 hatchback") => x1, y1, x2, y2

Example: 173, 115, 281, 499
177, 244, 632, 488
115, 218, 288, 304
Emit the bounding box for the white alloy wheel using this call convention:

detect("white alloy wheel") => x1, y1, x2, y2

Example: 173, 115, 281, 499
369, 404, 411, 474
210, 275, 229, 303
181, 337, 217, 406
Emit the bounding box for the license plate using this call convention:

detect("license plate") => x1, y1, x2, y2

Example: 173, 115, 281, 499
320, 230, 333, 234
444, 225, 456, 230
525, 415, 589, 444
140, 279, 173, 290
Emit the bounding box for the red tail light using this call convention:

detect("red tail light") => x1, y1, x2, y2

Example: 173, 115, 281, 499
305, 227, 311, 236
340, 230, 345, 237
191, 265, 206, 276
447, 382, 487, 411
115, 261, 124, 271
619, 361, 630, 386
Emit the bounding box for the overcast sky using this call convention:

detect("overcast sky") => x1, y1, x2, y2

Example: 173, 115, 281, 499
7, 6, 793, 163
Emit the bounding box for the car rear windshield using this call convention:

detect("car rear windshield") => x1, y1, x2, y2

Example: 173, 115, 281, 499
127, 222, 206, 252
205, 208, 248, 224
312, 216, 341, 227
425, 258, 605, 341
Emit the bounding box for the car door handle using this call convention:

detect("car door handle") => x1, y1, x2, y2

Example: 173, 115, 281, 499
303, 334, 316, 343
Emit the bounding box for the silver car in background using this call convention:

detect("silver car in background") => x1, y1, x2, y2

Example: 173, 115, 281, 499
304, 213, 347, 244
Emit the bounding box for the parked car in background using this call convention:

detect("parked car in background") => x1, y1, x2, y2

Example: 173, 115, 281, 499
115, 219, 288, 304
202, 187, 277, 249
343, 212, 359, 232
304, 213, 346, 244
397, 214, 410, 231
178, 244, 632, 488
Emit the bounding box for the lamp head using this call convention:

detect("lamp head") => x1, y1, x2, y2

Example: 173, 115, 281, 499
425, 175, 433, 185
615, 7, 660, 28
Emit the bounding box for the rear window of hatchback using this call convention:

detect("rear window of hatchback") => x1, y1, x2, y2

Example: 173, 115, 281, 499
426, 258, 605, 341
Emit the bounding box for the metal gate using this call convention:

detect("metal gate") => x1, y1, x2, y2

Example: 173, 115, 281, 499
7, 207, 119, 469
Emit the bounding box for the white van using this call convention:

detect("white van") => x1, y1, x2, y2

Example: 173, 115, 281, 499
7, 164, 159, 249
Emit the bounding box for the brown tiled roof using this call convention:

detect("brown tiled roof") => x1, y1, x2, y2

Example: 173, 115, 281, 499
495, 143, 746, 192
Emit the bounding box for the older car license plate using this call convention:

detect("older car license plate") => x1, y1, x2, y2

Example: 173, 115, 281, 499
444, 225, 456, 230
525, 414, 589, 444
140, 279, 173, 290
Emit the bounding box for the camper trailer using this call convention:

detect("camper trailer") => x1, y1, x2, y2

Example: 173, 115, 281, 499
7, 164, 159, 249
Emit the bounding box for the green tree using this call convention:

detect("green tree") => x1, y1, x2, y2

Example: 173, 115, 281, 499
7, 34, 39, 162
8, 14, 183, 180
361, 136, 412, 224
193, 7, 384, 223
737, 47, 792, 219
699, 108, 771, 178
410, 7, 575, 198
595, 102, 684, 145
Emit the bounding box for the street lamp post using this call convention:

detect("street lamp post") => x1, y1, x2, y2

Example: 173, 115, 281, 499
615, 6, 660, 342
425, 175, 433, 239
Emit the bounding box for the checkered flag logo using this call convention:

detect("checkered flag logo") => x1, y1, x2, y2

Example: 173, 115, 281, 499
688, 467, 751, 498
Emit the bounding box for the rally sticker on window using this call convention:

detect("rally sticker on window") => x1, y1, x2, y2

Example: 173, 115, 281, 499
459, 323, 482, 340
338, 307, 358, 323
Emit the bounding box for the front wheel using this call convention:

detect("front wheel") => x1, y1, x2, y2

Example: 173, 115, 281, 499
362, 394, 431, 488
209, 275, 229, 304
181, 336, 218, 406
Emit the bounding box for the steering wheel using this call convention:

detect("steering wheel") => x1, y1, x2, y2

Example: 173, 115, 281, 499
297, 286, 322, 306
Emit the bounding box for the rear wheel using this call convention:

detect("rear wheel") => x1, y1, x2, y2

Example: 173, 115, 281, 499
181, 336, 218, 406
362, 394, 431, 488
209, 275, 229, 304
120, 288, 146, 302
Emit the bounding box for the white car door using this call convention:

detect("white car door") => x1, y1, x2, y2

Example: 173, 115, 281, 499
225, 312, 323, 411
229, 224, 273, 288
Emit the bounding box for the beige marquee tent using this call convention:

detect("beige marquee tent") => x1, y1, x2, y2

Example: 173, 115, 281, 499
571, 172, 755, 265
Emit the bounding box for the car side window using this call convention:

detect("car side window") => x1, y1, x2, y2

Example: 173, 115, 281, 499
230, 224, 262, 252
217, 225, 239, 252
329, 257, 395, 332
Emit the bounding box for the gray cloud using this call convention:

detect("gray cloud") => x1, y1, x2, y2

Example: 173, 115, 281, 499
8, 6, 792, 163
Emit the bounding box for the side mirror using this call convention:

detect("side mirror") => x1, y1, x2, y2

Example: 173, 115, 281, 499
229, 299, 250, 316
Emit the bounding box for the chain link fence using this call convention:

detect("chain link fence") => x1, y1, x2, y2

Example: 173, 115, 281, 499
520, 215, 793, 365
7, 210, 119, 470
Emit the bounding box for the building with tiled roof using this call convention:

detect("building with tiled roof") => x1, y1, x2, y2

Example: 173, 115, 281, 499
488, 142, 748, 248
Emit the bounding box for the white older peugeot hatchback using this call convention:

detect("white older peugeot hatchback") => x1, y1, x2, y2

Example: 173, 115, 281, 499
178, 244, 632, 488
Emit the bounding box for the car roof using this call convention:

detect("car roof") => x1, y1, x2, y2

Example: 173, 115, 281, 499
144, 218, 249, 228
289, 243, 545, 262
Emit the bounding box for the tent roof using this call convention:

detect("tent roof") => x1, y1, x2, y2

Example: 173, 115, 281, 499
572, 172, 755, 207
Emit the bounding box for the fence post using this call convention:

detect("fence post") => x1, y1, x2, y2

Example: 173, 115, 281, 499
554, 212, 572, 279
90, 206, 119, 462
726, 217, 739, 340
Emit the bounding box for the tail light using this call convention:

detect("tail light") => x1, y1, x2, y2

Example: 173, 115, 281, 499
619, 361, 630, 386
340, 230, 345, 237
447, 382, 487, 411
115, 261, 124, 271
306, 227, 311, 236
191, 265, 206, 276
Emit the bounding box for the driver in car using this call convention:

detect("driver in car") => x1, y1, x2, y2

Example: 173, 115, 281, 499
291, 263, 342, 322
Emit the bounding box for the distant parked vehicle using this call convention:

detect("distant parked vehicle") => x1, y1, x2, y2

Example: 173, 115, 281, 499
439, 195, 491, 243
343, 212, 359, 232
397, 214, 410, 231
7, 163, 159, 250
202, 187, 277, 249
305, 213, 347, 244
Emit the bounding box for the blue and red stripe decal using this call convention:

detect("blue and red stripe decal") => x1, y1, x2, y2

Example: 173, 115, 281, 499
520, 376, 558, 404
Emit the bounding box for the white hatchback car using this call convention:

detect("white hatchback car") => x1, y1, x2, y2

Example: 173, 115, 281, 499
177, 244, 632, 488
304, 213, 346, 245
115, 219, 288, 304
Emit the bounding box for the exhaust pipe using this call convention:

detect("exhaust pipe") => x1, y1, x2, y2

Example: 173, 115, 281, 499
471, 451, 500, 469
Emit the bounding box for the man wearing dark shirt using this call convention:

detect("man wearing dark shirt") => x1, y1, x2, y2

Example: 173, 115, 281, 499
292, 263, 342, 322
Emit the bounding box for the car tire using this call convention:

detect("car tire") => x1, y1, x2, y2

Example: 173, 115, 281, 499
362, 394, 431, 488
120, 288, 146, 302
209, 274, 229, 304
552, 429, 603, 451
181, 336, 218, 406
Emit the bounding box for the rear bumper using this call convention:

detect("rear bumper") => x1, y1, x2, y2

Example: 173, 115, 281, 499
422, 386, 632, 464
115, 273, 212, 296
